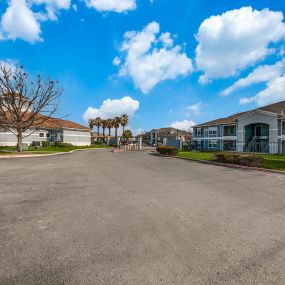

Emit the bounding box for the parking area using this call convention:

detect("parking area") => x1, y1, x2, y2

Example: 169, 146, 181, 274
1, 149, 285, 284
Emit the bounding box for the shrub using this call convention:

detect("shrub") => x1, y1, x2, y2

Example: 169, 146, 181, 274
156, 146, 179, 156
214, 152, 263, 167
54, 142, 73, 148
41, 141, 49, 147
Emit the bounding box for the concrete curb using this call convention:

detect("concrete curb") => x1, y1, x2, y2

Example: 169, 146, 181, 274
0, 147, 112, 159
153, 153, 285, 176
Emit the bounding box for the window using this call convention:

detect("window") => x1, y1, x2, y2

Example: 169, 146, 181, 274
39, 133, 45, 138
208, 127, 217, 136
46, 133, 51, 138
209, 140, 218, 148
196, 128, 202, 136
282, 121, 285, 135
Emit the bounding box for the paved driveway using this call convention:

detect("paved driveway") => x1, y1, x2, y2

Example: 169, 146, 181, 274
1, 149, 285, 284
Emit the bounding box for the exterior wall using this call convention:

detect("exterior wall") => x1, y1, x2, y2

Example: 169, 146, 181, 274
193, 125, 230, 151
237, 111, 278, 154
0, 130, 49, 146
0, 128, 91, 146
166, 139, 182, 150
62, 129, 91, 146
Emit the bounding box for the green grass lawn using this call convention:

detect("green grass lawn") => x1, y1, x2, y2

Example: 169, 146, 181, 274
176, 151, 215, 161
0, 145, 111, 155
261, 156, 285, 171
176, 151, 285, 171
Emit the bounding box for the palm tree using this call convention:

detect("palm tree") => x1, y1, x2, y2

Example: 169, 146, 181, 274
120, 114, 129, 134
101, 119, 108, 137
94, 117, 102, 137
113, 117, 121, 139
106, 118, 113, 136
88, 119, 94, 130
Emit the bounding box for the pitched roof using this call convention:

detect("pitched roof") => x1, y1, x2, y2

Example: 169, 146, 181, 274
194, 101, 285, 127
1, 110, 89, 131
37, 116, 89, 130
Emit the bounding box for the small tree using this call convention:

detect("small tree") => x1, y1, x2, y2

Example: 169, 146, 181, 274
122, 129, 133, 141
0, 65, 63, 152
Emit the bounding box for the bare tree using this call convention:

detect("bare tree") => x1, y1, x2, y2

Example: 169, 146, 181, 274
0, 65, 63, 152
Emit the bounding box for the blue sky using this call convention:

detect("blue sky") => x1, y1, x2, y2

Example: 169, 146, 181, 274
1, 0, 285, 133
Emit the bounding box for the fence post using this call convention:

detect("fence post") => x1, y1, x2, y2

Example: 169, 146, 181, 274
138, 138, 142, 150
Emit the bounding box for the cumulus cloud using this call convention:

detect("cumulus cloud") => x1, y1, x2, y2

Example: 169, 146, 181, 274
170, 120, 196, 131
115, 21, 193, 93
222, 61, 285, 96
83, 96, 140, 121
84, 0, 136, 13
187, 102, 202, 115
240, 75, 285, 106
1, 0, 42, 42
0, 0, 71, 42
196, 7, 285, 81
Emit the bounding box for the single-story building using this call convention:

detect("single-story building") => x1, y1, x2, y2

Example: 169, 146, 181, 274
192, 101, 285, 154
0, 116, 91, 147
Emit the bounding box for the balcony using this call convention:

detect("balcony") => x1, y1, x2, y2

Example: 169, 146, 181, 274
223, 126, 236, 137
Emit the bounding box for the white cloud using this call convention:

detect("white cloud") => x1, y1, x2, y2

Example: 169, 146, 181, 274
0, 0, 71, 42
112, 56, 121, 66
196, 7, 285, 81
240, 75, 285, 106
170, 120, 196, 131
115, 21, 193, 93
84, 0, 136, 13
31, 0, 71, 21
83, 96, 140, 121
187, 102, 202, 115
222, 60, 285, 96
1, 0, 42, 42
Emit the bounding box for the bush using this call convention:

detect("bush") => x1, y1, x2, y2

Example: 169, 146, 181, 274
214, 152, 263, 167
54, 142, 73, 148
41, 141, 49, 147
156, 146, 179, 156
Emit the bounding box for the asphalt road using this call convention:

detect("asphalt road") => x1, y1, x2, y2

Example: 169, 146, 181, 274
1, 149, 285, 285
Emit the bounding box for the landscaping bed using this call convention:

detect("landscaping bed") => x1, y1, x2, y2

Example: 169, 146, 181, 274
176, 151, 285, 172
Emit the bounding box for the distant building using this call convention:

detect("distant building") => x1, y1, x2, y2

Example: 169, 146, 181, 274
192, 101, 285, 154
147, 127, 192, 146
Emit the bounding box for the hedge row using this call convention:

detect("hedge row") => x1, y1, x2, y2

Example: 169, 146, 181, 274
156, 146, 179, 156
214, 152, 263, 167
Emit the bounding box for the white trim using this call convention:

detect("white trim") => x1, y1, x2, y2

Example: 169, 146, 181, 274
193, 137, 237, 140
222, 136, 237, 140
62, 134, 91, 138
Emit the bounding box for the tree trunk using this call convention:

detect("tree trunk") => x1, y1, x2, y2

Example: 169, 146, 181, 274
103, 128, 105, 137
123, 126, 125, 134
115, 128, 118, 139
17, 131, 23, 152
97, 126, 99, 137
108, 128, 111, 136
